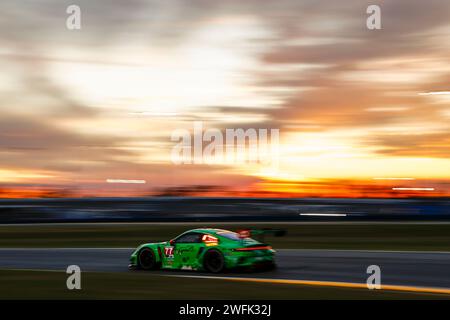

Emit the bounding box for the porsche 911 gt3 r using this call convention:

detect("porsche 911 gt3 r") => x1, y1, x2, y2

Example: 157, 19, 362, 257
129, 228, 276, 273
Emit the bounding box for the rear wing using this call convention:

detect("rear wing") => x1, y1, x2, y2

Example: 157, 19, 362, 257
236, 228, 287, 243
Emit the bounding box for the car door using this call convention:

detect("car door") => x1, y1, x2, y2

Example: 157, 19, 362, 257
172, 232, 203, 269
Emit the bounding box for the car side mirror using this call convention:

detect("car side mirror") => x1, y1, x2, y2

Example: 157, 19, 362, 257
169, 239, 175, 245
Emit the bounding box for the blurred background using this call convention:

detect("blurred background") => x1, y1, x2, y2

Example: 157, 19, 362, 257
0, 1, 449, 221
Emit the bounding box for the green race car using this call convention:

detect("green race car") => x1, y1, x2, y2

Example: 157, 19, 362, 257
129, 228, 277, 273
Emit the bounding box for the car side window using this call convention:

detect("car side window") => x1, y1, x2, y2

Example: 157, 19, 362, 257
174, 232, 202, 243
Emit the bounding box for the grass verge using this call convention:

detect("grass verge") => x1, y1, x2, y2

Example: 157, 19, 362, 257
0, 223, 450, 251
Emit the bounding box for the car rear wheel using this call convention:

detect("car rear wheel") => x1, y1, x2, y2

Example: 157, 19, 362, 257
138, 248, 158, 270
203, 249, 225, 273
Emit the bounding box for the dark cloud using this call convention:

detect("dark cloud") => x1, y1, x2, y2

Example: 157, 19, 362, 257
0, 114, 134, 172
247, 0, 450, 162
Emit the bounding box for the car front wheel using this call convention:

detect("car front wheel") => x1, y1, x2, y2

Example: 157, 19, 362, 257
138, 248, 159, 270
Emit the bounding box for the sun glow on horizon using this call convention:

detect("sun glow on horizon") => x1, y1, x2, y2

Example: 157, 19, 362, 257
0, 170, 56, 183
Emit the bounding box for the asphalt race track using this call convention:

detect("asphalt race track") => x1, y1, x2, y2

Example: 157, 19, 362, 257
0, 248, 449, 289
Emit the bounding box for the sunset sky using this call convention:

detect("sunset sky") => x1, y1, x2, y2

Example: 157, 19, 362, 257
1, 0, 449, 198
